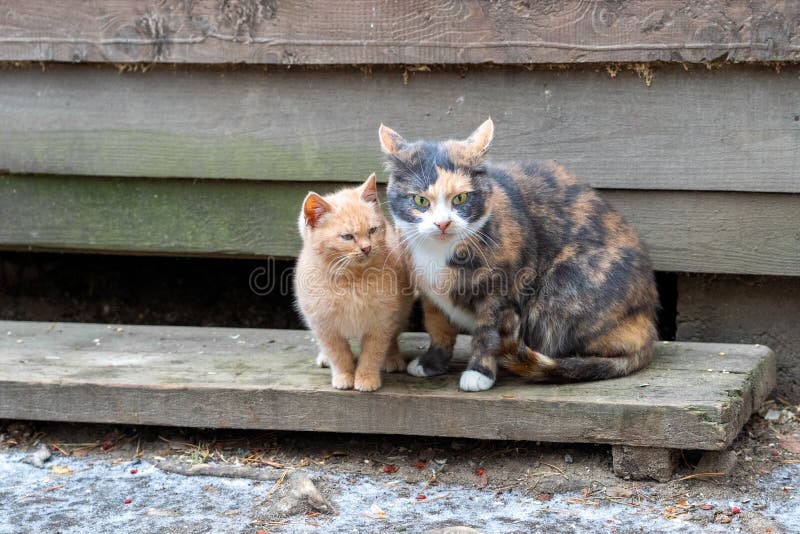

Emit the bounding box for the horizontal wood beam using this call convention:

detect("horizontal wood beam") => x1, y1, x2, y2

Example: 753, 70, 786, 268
1, 175, 797, 276
0, 1, 798, 65
0, 321, 776, 450
1, 64, 799, 193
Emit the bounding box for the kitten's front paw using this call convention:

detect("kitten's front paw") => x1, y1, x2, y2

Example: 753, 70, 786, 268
459, 370, 495, 392
354, 372, 381, 392
331, 372, 354, 390
316, 351, 330, 368
382, 353, 406, 373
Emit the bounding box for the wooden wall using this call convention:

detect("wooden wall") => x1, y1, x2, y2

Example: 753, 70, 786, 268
1, 1, 798, 64
0, 1, 798, 277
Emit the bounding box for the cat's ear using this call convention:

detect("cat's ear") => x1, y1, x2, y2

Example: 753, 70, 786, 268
378, 124, 408, 155
302, 192, 332, 228
463, 118, 494, 159
359, 173, 379, 203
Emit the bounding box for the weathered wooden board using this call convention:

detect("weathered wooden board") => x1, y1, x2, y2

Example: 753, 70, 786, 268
0, 1, 798, 64
0, 321, 775, 450
1, 64, 799, 193
1, 175, 797, 276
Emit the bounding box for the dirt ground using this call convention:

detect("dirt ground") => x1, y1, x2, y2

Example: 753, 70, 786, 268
1, 400, 798, 533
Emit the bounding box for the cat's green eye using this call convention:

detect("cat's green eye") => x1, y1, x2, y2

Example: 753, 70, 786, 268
340, 233, 354, 240
413, 195, 430, 208
368, 226, 379, 235
453, 192, 469, 205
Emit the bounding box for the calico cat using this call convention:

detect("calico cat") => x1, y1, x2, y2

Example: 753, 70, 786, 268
379, 119, 658, 391
294, 174, 413, 391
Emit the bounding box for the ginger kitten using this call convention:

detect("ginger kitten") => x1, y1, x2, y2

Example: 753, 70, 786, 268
380, 119, 658, 391
294, 174, 413, 391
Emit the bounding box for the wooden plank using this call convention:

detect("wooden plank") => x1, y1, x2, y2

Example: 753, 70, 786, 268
0, 1, 798, 65
0, 321, 775, 450
1, 175, 797, 276
605, 191, 800, 277
1, 65, 800, 194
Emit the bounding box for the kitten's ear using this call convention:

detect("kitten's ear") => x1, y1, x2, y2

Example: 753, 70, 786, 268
378, 124, 408, 155
302, 192, 332, 228
359, 173, 379, 203
463, 118, 494, 159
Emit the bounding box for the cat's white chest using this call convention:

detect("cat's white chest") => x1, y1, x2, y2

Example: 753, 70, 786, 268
408, 239, 477, 332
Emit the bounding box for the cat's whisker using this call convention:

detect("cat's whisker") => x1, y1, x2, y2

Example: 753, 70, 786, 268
469, 232, 497, 265
473, 228, 500, 248
463, 231, 491, 266
386, 230, 427, 271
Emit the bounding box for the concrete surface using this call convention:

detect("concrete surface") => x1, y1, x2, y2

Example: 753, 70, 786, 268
1, 451, 799, 534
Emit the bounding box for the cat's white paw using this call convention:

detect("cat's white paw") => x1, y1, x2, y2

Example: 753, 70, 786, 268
316, 351, 330, 368
406, 357, 431, 377
459, 370, 495, 392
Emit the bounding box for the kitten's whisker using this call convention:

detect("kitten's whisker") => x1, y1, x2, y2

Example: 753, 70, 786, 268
387, 231, 425, 271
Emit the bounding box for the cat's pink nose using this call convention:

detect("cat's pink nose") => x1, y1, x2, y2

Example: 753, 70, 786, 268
361, 245, 372, 255
435, 220, 451, 232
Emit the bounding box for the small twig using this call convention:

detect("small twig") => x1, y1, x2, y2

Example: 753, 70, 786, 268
565, 497, 599, 506
674, 472, 725, 481
49, 442, 69, 456
154, 460, 282, 481
540, 462, 569, 479
262, 470, 289, 503
251, 519, 290, 526
413, 492, 451, 504
157, 436, 195, 449
15, 484, 64, 502
605, 497, 642, 508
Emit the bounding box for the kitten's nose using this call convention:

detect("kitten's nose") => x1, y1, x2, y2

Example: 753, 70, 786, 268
435, 220, 451, 232
361, 245, 372, 255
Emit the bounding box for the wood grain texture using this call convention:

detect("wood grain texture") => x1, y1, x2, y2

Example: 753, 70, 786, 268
1, 175, 797, 276
0, 1, 798, 64
0, 321, 775, 450
2, 64, 798, 193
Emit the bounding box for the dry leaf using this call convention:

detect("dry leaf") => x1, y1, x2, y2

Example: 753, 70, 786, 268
48, 465, 74, 476
365, 503, 387, 519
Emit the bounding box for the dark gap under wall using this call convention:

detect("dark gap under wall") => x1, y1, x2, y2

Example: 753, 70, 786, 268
655, 272, 677, 341
0, 252, 677, 340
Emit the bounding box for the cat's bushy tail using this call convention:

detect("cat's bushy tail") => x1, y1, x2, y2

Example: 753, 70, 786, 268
500, 344, 653, 382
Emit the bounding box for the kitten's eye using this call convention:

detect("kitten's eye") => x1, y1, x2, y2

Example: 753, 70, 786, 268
453, 192, 469, 205
412, 195, 430, 208
340, 233, 354, 240
368, 226, 379, 235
